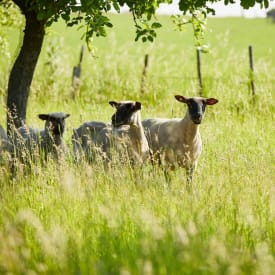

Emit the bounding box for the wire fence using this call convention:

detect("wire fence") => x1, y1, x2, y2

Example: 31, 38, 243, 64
137, 45, 275, 96
71, 45, 275, 99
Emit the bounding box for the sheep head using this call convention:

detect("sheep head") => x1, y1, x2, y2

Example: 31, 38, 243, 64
38, 112, 70, 136
175, 95, 218, 124
109, 101, 141, 127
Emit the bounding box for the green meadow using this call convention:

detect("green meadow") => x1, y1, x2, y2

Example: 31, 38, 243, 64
0, 14, 274, 274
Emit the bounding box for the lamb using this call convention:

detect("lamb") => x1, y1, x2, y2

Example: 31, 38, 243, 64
72, 121, 109, 162
94, 100, 150, 165
12, 112, 70, 163
142, 95, 218, 185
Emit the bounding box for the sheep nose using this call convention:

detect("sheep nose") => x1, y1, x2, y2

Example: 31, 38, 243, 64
192, 114, 202, 124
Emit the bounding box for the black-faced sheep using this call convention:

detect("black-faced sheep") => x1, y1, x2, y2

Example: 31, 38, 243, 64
99, 100, 150, 165
142, 95, 218, 185
12, 112, 70, 163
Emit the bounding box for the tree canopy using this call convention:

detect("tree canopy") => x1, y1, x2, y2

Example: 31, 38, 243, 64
2, 0, 270, 45
0, 0, 270, 132
0, 1, 23, 59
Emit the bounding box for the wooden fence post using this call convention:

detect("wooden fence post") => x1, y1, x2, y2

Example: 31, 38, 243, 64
71, 45, 84, 99
141, 54, 149, 94
196, 48, 203, 96
248, 45, 255, 96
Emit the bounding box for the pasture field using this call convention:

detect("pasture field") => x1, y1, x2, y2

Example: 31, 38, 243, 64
0, 14, 275, 274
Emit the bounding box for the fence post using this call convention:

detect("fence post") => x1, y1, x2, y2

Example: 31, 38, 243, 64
71, 45, 84, 99
196, 48, 203, 96
248, 45, 255, 96
141, 54, 149, 94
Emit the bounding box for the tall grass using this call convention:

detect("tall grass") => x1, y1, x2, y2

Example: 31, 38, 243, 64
0, 15, 274, 274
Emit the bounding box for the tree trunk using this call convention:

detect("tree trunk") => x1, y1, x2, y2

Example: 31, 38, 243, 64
7, 10, 45, 134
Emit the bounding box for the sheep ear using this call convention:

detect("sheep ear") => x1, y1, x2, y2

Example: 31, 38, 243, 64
135, 101, 141, 110
175, 95, 188, 104
109, 101, 119, 109
65, 114, 70, 119
206, 98, 218, 105
38, 114, 49, 121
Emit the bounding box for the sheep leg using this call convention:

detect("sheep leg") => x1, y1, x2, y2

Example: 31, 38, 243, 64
163, 167, 171, 183
186, 165, 194, 190
9, 157, 17, 178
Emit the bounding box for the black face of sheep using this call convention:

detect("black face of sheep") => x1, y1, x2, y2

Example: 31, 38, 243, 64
39, 112, 70, 136
109, 101, 141, 127
175, 95, 218, 124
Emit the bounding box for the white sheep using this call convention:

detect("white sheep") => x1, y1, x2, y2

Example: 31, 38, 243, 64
12, 112, 70, 163
95, 100, 150, 165
72, 121, 109, 162
142, 95, 218, 185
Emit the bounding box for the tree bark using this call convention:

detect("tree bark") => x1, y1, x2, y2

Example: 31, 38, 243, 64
7, 9, 45, 134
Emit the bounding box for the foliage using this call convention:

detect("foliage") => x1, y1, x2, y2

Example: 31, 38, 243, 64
1, 0, 271, 47
0, 0, 23, 59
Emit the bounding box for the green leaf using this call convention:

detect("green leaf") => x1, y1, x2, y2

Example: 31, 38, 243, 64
113, 1, 120, 13
151, 22, 162, 29
61, 13, 70, 21
149, 30, 156, 37
147, 35, 154, 42
264, 0, 269, 8
105, 22, 113, 28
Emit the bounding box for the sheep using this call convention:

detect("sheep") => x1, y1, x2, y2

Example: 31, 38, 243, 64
0, 125, 12, 154
72, 121, 109, 162
142, 95, 218, 186
94, 100, 150, 165
0, 125, 12, 171
0, 125, 7, 140
0, 125, 8, 148
12, 112, 70, 164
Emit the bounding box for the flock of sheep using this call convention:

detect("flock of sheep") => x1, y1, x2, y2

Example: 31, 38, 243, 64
0, 95, 218, 185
